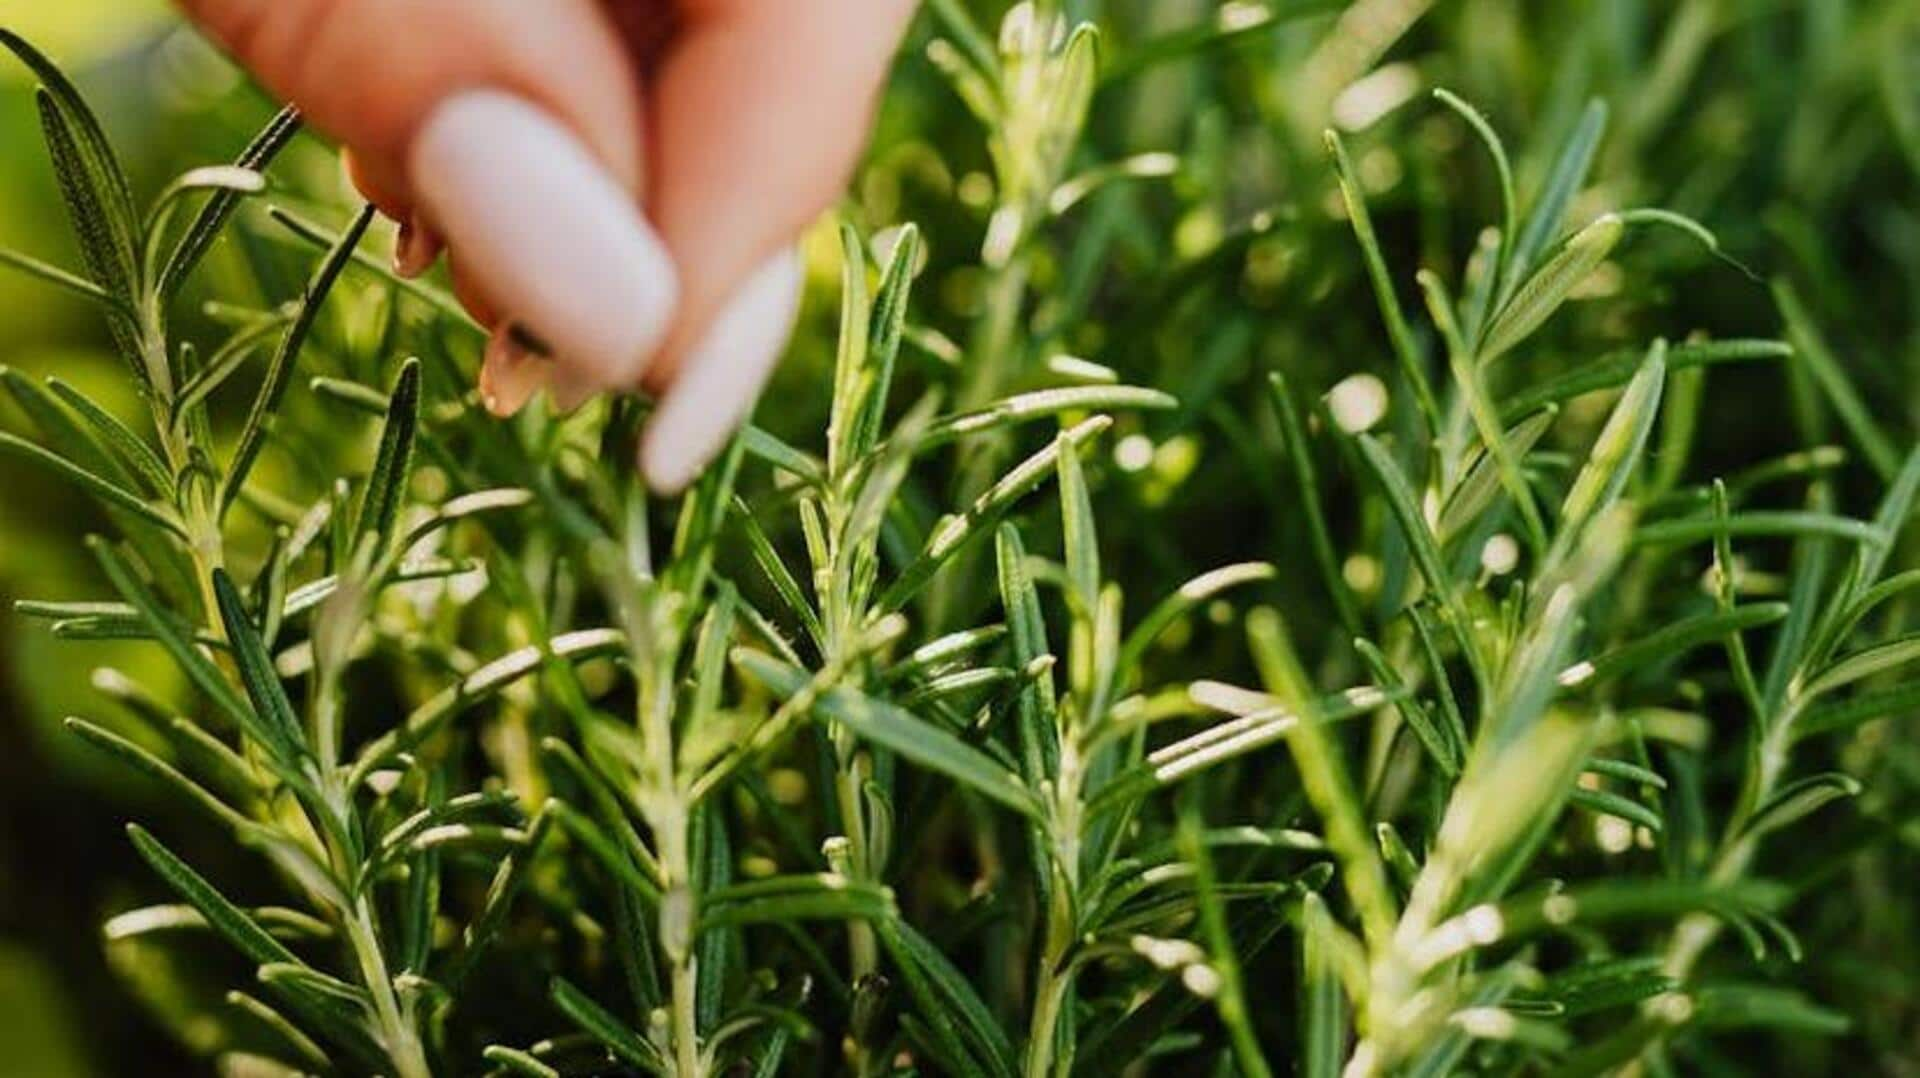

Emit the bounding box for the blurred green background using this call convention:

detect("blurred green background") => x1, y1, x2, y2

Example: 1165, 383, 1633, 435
3, 1, 1919, 1073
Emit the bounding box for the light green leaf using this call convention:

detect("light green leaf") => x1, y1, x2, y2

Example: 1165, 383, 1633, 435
911, 385, 1174, 450
1479, 213, 1622, 365
1502, 98, 1607, 305
1740, 772, 1862, 842
881, 416, 1110, 611
736, 650, 1043, 820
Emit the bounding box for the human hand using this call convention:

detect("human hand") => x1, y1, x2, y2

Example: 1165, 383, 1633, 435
175, 0, 917, 490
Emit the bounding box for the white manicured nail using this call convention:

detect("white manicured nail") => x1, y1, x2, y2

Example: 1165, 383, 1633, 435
479, 325, 547, 417
411, 90, 678, 387
392, 214, 442, 279
641, 250, 803, 493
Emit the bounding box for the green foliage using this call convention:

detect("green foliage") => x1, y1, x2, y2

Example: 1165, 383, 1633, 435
2, 3, 1919, 1076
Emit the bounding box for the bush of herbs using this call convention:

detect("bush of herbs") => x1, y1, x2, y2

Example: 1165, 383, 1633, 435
2, 2, 1918, 1075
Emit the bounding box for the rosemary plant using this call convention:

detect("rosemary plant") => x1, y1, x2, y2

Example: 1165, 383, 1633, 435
2, 4, 1918, 1076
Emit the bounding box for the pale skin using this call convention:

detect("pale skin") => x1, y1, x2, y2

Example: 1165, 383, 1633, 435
174, 0, 918, 490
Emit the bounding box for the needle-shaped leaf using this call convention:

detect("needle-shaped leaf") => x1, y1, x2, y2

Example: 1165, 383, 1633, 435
223, 203, 377, 513
1738, 772, 1862, 843
1426, 266, 1548, 551
66, 717, 248, 832
910, 385, 1175, 450
1433, 89, 1515, 294
225, 990, 333, 1073
0, 244, 122, 310
350, 628, 626, 785
1582, 758, 1668, 790
1556, 341, 1666, 544
89, 538, 250, 730
877, 916, 1018, 1078
1479, 213, 1623, 365
172, 311, 292, 422
353, 358, 421, 549
742, 425, 825, 486
852, 223, 920, 458
1354, 638, 1460, 776
1561, 604, 1788, 688
1355, 433, 1465, 636
32, 90, 143, 380
731, 498, 824, 650
1049, 151, 1180, 214
482, 1046, 561, 1078
1634, 511, 1884, 549
1270, 371, 1363, 636
1057, 426, 1100, 624
1500, 338, 1787, 422
826, 225, 872, 480
881, 415, 1110, 611
210, 569, 308, 766
1849, 444, 1920, 598
1325, 128, 1441, 432
1300, 891, 1350, 1078
735, 649, 1043, 820
440, 806, 555, 992
1502, 98, 1607, 305
0, 431, 187, 539
996, 525, 1060, 785
701, 874, 896, 929
1, 28, 137, 279
46, 378, 171, 497
1802, 633, 1920, 702
1438, 407, 1556, 544
546, 799, 663, 903
1117, 562, 1275, 678
1795, 680, 1920, 738
1091, 683, 1401, 813
550, 978, 663, 1071
126, 824, 303, 969
158, 108, 302, 301
1568, 787, 1664, 833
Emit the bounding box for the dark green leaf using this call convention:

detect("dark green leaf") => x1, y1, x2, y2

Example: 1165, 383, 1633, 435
223, 204, 377, 512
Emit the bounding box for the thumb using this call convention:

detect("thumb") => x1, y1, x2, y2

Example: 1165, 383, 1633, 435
637, 0, 917, 492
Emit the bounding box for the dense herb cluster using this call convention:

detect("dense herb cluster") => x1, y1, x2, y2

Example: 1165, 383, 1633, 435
2, 3, 1917, 1075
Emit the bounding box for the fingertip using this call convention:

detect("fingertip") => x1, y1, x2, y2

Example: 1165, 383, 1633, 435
640, 249, 803, 494
392, 214, 443, 279
479, 324, 549, 418
411, 90, 679, 386
342, 147, 412, 221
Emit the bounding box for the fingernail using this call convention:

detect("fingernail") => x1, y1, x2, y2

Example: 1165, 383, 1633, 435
392, 214, 442, 278
410, 90, 679, 386
479, 324, 548, 417
641, 249, 803, 493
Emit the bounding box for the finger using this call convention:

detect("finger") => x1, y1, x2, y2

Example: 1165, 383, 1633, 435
636, 0, 914, 490
341, 147, 408, 220
177, 0, 678, 383
392, 212, 444, 280
343, 148, 441, 278
478, 325, 551, 418
641, 248, 803, 492
447, 257, 502, 331
176, 0, 645, 193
